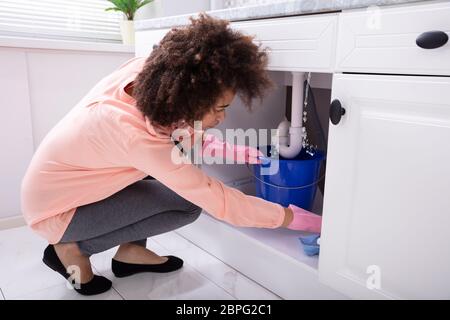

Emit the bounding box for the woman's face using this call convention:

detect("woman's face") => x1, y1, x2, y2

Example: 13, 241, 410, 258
199, 89, 235, 130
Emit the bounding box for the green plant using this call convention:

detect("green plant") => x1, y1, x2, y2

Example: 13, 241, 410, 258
105, 0, 154, 21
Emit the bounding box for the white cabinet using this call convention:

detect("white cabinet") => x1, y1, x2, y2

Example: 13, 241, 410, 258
135, 14, 339, 73
133, 1, 450, 300
320, 74, 450, 299
0, 51, 34, 219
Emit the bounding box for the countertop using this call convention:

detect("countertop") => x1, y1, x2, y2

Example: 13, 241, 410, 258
135, 0, 430, 31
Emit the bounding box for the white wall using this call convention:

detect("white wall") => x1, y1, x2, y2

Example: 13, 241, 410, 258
27, 51, 134, 146
0, 40, 134, 219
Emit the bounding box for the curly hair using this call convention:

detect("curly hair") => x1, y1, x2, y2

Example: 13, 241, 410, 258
133, 13, 273, 127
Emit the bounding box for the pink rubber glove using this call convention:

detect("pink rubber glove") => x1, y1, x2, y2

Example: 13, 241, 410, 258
287, 204, 322, 233
202, 133, 263, 164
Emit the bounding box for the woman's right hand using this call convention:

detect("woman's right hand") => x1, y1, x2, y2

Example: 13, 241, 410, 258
202, 133, 263, 164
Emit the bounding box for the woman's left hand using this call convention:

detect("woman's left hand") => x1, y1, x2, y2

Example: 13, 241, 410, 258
202, 133, 263, 164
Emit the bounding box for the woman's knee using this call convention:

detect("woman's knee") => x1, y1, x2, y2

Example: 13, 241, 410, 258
184, 203, 202, 223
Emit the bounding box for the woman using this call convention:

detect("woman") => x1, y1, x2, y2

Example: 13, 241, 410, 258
21, 14, 322, 296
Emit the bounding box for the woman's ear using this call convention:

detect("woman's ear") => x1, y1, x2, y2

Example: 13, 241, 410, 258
124, 81, 134, 97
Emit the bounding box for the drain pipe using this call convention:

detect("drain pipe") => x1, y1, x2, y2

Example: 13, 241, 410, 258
278, 72, 305, 159
277, 117, 290, 146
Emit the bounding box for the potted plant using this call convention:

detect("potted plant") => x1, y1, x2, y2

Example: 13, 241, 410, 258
106, 0, 154, 45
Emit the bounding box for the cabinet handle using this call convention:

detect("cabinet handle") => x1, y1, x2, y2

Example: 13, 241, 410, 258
416, 31, 448, 49
152, 44, 159, 49
329, 99, 346, 125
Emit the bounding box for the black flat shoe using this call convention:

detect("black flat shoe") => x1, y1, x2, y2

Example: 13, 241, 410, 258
42, 244, 112, 296
111, 256, 184, 278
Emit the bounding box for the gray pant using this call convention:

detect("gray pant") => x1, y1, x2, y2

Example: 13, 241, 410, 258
59, 177, 202, 256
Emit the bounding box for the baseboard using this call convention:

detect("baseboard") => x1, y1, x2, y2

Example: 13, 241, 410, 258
0, 215, 26, 231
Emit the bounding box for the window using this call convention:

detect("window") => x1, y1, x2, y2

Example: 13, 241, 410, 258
0, 0, 123, 42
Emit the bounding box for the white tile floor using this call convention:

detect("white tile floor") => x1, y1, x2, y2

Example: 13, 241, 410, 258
0, 226, 281, 300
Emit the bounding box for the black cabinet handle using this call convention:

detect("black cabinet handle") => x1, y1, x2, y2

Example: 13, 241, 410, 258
330, 99, 346, 125
416, 31, 448, 49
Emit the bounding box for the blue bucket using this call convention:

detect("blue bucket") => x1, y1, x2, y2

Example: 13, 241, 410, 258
249, 146, 325, 211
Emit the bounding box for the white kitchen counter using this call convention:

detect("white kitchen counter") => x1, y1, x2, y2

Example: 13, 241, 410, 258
135, 0, 429, 30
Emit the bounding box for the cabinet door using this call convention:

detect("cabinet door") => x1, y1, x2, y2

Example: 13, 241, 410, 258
335, 2, 450, 76
319, 74, 450, 299
135, 28, 170, 57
